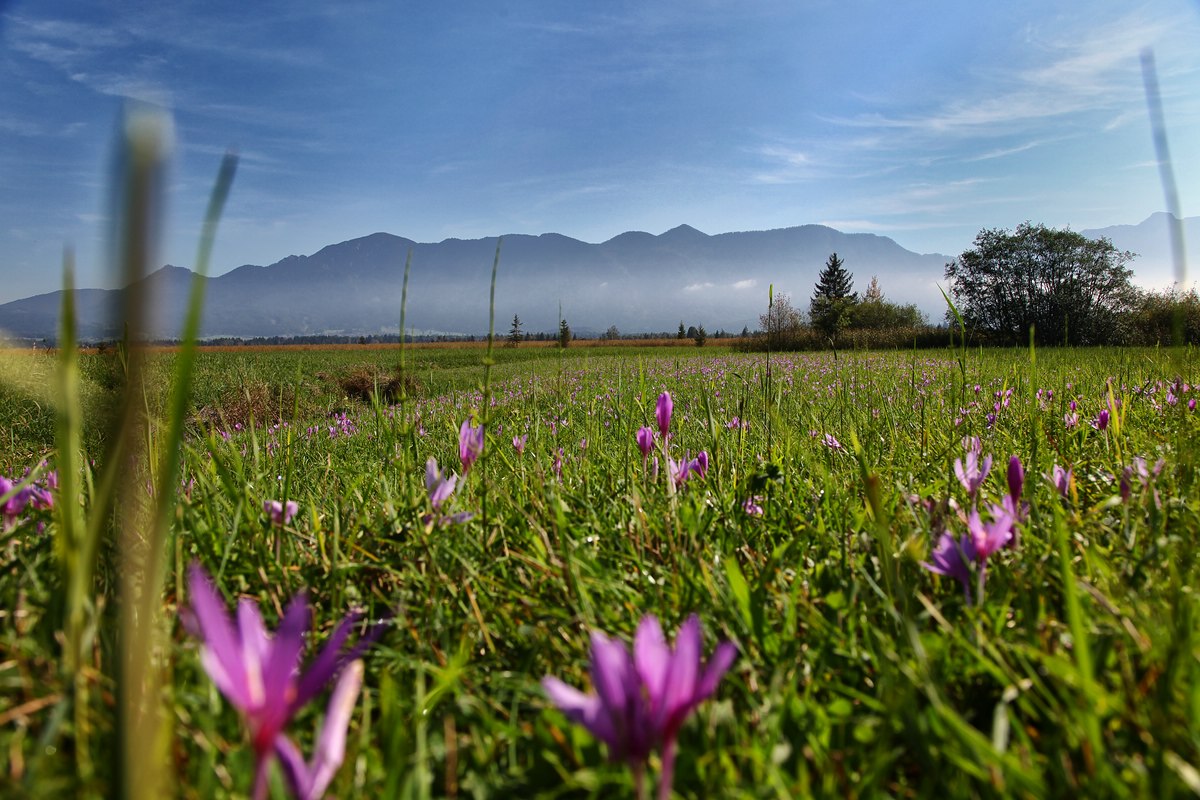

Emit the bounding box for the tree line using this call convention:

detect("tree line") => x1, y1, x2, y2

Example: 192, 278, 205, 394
738, 222, 1199, 352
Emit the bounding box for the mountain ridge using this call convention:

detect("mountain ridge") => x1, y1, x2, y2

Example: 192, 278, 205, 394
7, 217, 1181, 340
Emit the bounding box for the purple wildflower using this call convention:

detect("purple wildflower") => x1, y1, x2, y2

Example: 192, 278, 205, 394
742, 496, 764, 517
1006, 456, 1023, 505
636, 426, 655, 462
669, 452, 710, 488
458, 419, 484, 473
424, 458, 458, 511
542, 615, 736, 800
1093, 408, 1110, 431
921, 531, 975, 602
512, 434, 527, 455
423, 458, 473, 526
822, 433, 843, 451
1047, 464, 1072, 499
953, 451, 992, 497
655, 392, 673, 440
264, 499, 299, 527
1, 476, 29, 530
966, 505, 1014, 561
184, 564, 383, 800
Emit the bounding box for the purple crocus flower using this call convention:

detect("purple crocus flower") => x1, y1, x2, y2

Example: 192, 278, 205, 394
512, 434, 527, 455
425, 458, 458, 510
1093, 408, 1110, 431
742, 496, 764, 517
669, 452, 710, 488
423, 458, 473, 526
185, 564, 383, 800
0, 476, 28, 530
636, 426, 655, 462
655, 392, 673, 440
1006, 456, 1023, 505
275, 661, 363, 800
1048, 464, 1072, 499
921, 531, 976, 603
0, 475, 47, 530
543, 614, 736, 800
264, 499, 299, 527
1000, 456, 1027, 544
966, 506, 1014, 561
953, 451, 992, 497
458, 419, 484, 473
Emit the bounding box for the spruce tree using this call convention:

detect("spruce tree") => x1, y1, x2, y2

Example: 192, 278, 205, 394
506, 314, 523, 347
810, 252, 857, 342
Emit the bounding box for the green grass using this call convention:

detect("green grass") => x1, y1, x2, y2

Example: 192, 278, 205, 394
3, 341, 1200, 798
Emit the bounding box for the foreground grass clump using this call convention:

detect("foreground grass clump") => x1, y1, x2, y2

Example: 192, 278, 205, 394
2, 342, 1200, 798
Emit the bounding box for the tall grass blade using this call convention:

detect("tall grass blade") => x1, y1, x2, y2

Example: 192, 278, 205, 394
108, 103, 174, 800
54, 249, 93, 783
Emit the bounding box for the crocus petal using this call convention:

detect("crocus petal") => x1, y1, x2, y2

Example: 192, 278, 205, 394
656, 392, 673, 439
1007, 456, 1024, 503
260, 592, 310, 713
236, 599, 270, 706
427, 467, 457, 511
657, 616, 701, 733
633, 615, 670, 702
696, 640, 738, 700
589, 632, 635, 728
424, 457, 439, 492
953, 458, 968, 490
636, 426, 654, 458
542, 676, 618, 750
291, 610, 373, 714
305, 660, 363, 800
188, 564, 253, 709
275, 736, 312, 800
921, 532, 973, 601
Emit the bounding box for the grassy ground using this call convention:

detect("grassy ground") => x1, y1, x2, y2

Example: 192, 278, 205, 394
2, 342, 1200, 798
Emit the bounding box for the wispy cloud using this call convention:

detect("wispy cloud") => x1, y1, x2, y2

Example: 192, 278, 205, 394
832, 11, 1185, 137
962, 140, 1044, 162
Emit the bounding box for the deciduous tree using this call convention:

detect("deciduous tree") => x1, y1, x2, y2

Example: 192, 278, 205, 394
944, 223, 1137, 345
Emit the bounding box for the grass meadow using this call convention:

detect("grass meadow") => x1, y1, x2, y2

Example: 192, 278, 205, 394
2, 337, 1200, 798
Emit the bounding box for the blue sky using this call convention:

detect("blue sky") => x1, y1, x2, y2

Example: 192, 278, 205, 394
1, 0, 1199, 304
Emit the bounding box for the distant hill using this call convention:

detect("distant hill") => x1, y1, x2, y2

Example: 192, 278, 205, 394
1082, 212, 1200, 289
0, 224, 953, 340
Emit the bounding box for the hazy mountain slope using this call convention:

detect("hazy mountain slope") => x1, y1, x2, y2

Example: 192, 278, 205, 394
0, 224, 952, 339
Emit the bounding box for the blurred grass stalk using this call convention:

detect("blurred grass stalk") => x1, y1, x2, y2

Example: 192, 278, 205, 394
53, 104, 236, 796
1140, 49, 1189, 348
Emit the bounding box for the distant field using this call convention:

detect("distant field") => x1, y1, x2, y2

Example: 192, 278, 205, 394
0, 342, 733, 464
3, 343, 1200, 797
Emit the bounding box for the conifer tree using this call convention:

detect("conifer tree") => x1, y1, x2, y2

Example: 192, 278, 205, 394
810, 252, 857, 342
506, 314, 523, 347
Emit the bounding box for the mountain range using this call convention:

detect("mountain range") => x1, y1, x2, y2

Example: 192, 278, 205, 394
0, 215, 1192, 340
